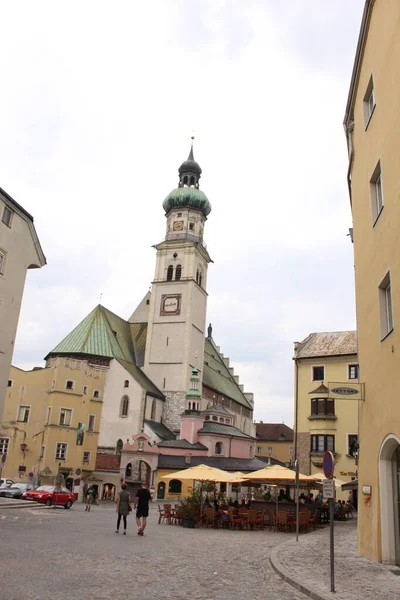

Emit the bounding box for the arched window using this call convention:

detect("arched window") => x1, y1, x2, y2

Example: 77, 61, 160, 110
151, 399, 156, 420
225, 418, 230, 424
125, 463, 132, 478
199, 272, 202, 287
167, 265, 173, 281
183, 176, 188, 185
219, 417, 224, 423
120, 396, 129, 417
175, 265, 182, 281
190, 176, 195, 186
205, 415, 210, 420
249, 445, 253, 457
124, 380, 129, 388
168, 479, 182, 494
196, 270, 199, 284
212, 416, 218, 421
116, 439, 123, 455
215, 442, 223, 455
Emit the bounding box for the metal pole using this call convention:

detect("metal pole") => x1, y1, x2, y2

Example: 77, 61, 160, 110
329, 497, 335, 593
295, 460, 300, 542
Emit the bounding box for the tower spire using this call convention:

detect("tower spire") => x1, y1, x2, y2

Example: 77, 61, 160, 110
178, 136, 202, 189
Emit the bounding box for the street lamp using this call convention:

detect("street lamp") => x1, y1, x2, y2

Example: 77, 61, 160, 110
20, 442, 27, 459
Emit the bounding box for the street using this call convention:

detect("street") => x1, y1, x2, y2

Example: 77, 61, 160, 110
0, 503, 308, 600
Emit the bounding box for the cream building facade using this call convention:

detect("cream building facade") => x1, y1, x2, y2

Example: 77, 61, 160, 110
344, 0, 400, 564
293, 332, 359, 495
0, 188, 46, 423
255, 422, 294, 466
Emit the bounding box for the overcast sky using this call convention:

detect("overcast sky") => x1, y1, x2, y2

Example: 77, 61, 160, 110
1, 0, 365, 426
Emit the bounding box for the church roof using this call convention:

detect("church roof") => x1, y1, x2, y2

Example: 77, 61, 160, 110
198, 422, 254, 439
157, 439, 207, 450
255, 423, 294, 442
294, 331, 357, 359
46, 305, 135, 362
203, 338, 252, 410
163, 187, 211, 218
117, 360, 165, 400
158, 455, 268, 472
129, 322, 147, 367
202, 403, 231, 415
144, 420, 176, 441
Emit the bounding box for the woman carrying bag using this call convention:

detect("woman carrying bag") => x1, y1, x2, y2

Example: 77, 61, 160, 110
115, 483, 131, 535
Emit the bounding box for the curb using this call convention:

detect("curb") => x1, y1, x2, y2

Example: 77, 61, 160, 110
270, 539, 336, 600
0, 502, 52, 510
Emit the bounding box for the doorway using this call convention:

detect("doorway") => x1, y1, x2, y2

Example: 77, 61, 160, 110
379, 434, 400, 565
157, 482, 165, 499
102, 483, 116, 501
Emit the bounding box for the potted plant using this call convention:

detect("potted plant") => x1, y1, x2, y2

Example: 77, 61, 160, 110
181, 490, 201, 528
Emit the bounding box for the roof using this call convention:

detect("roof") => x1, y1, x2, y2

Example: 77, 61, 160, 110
47, 304, 136, 362
202, 403, 231, 415
129, 322, 147, 367
198, 422, 254, 439
309, 384, 329, 395
157, 439, 207, 450
294, 331, 357, 359
118, 360, 165, 400
144, 420, 176, 441
344, 1, 375, 127
203, 338, 252, 410
0, 186, 46, 268
157, 455, 269, 472
163, 187, 211, 218
255, 423, 294, 442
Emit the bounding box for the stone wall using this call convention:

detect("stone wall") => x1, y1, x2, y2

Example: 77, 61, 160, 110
163, 391, 186, 432
297, 432, 311, 475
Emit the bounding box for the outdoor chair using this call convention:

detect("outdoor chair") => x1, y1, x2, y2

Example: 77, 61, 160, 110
254, 510, 265, 531
204, 508, 216, 528
266, 509, 277, 531
158, 504, 172, 525
171, 506, 184, 526
308, 510, 317, 531
299, 510, 310, 532
247, 509, 257, 530
229, 510, 242, 530
278, 510, 289, 532
344, 504, 354, 519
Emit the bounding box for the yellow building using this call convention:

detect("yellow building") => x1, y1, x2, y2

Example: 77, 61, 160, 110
293, 332, 359, 495
0, 357, 105, 490
255, 423, 294, 466
344, 0, 400, 564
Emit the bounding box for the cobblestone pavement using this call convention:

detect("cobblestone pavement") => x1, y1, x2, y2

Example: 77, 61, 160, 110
272, 518, 400, 600
0, 503, 308, 600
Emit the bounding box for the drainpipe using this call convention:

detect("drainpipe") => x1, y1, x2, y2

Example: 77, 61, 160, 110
141, 392, 148, 432
294, 358, 299, 464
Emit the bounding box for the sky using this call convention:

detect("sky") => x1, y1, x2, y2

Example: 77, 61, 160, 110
0, 0, 365, 426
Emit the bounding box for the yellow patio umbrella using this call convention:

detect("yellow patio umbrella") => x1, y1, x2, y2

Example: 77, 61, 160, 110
244, 464, 315, 483
310, 472, 348, 489
161, 464, 246, 484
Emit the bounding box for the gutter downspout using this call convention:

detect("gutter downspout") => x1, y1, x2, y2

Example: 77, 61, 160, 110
294, 357, 299, 464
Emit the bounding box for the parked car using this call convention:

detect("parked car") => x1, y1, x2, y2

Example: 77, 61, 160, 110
0, 478, 14, 488
21, 485, 75, 509
2, 483, 35, 499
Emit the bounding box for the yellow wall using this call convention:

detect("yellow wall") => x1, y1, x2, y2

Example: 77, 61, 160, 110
155, 469, 194, 500
0, 357, 106, 484
255, 441, 293, 465
295, 354, 359, 494
346, 0, 400, 564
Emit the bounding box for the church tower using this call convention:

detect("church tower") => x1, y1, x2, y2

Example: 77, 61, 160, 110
143, 141, 212, 432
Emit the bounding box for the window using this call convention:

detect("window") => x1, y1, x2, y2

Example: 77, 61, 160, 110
17, 405, 30, 423
167, 265, 173, 281
151, 399, 156, 420
215, 442, 223, 455
83, 451, 91, 463
219, 417, 224, 423
189, 222, 195, 231
0, 250, 6, 275
116, 439, 123, 455
363, 75, 376, 127
312, 366, 324, 381
88, 415, 95, 432
177, 213, 182, 217
311, 398, 335, 416
370, 161, 384, 223
51, 379, 56, 389
348, 364, 359, 380
7, 380, 12, 388
65, 380, 74, 390
55, 443, 67, 460
83, 386, 88, 395
379, 271, 394, 339
168, 479, 182, 494
92, 390, 100, 399
212, 416, 218, 421
0, 438, 9, 454
348, 434, 359, 457
257, 446, 262, 453
2, 206, 13, 227
175, 264, 182, 281
124, 380, 129, 388
311, 435, 335, 453
39, 445, 45, 459
59, 408, 72, 427
268, 446, 273, 454
120, 396, 129, 417
45, 407, 51, 425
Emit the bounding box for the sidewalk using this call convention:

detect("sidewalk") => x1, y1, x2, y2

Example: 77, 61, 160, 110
270, 519, 400, 600
0, 497, 50, 509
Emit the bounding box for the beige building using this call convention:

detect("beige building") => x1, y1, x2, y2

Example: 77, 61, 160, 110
293, 332, 359, 494
344, 0, 400, 564
0, 188, 46, 422
255, 422, 294, 466
1, 358, 104, 490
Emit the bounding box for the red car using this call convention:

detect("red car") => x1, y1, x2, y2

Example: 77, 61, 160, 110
21, 485, 74, 509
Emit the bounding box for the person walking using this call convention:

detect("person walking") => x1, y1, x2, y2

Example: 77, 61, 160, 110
115, 483, 131, 535
82, 483, 88, 504
135, 482, 151, 536
85, 485, 94, 512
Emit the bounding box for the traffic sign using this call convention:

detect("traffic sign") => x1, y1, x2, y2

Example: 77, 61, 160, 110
323, 479, 335, 499
323, 451, 335, 479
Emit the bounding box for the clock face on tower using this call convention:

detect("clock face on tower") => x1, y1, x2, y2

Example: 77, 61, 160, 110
173, 221, 184, 231
160, 294, 182, 316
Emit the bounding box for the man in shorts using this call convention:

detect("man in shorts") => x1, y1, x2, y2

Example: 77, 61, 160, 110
135, 482, 151, 536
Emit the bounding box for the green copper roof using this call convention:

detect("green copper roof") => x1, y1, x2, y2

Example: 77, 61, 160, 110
46, 305, 135, 362
203, 338, 253, 410
163, 187, 212, 217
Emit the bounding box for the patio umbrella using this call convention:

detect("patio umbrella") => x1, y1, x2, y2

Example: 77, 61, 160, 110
310, 472, 348, 489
